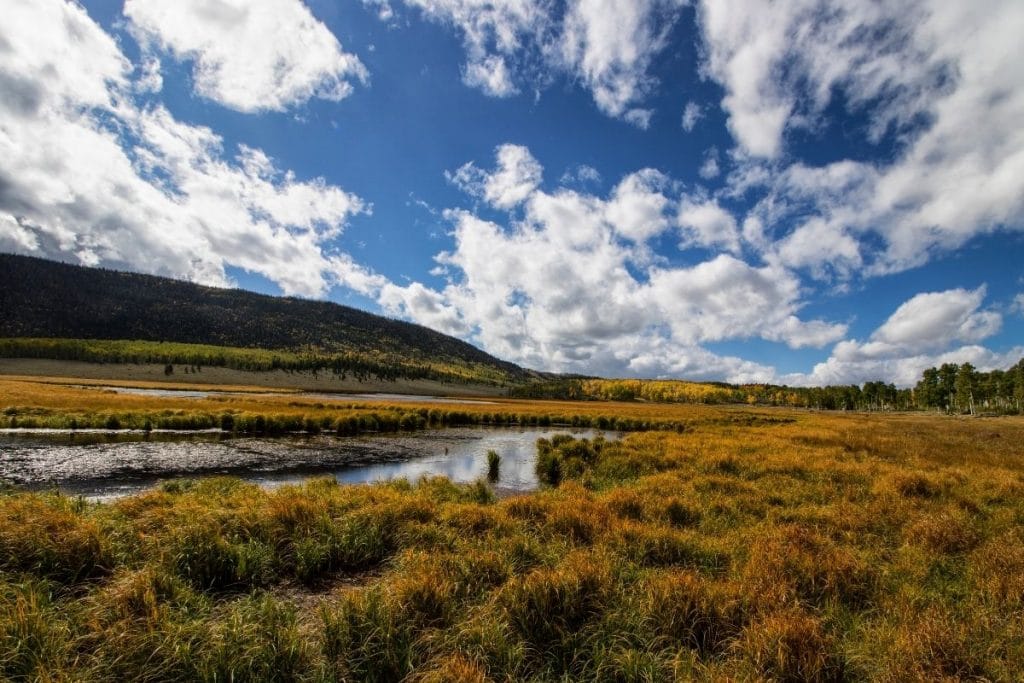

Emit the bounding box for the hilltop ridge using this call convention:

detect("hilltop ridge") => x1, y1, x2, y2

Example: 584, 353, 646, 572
0, 254, 535, 387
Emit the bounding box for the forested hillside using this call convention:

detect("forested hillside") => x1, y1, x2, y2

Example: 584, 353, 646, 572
0, 254, 532, 385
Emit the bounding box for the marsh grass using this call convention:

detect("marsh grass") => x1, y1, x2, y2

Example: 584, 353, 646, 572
0, 398, 1023, 680
485, 450, 501, 482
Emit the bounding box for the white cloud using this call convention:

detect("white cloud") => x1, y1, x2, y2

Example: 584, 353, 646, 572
560, 164, 602, 187
379, 281, 470, 336
604, 169, 671, 243
771, 218, 863, 279
698, 0, 1024, 277
388, 0, 683, 126
401, 0, 551, 98
448, 144, 542, 210
560, 0, 685, 125
698, 148, 720, 179
0, 215, 40, 253
462, 54, 518, 97
124, 0, 368, 112
696, 0, 939, 159
379, 144, 846, 376
1012, 294, 1024, 317
788, 345, 1024, 389
648, 254, 846, 348
622, 108, 653, 130
0, 0, 370, 298
871, 286, 1001, 351
785, 286, 1010, 386
136, 56, 163, 94
677, 199, 740, 254
681, 101, 702, 132
362, 0, 395, 22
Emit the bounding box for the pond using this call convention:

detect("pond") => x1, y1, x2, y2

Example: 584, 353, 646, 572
0, 427, 615, 500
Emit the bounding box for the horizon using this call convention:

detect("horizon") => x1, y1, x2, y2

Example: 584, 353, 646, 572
1, 0, 1022, 387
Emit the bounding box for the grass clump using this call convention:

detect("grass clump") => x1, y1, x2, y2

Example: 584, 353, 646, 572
486, 449, 501, 482
0, 494, 108, 583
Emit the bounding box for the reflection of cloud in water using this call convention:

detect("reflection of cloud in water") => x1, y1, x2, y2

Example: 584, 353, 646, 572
0, 428, 615, 499
324, 428, 608, 490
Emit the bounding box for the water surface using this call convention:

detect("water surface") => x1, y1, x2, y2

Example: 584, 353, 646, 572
0, 428, 612, 500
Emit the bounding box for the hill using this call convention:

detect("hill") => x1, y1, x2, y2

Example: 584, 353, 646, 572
0, 254, 534, 386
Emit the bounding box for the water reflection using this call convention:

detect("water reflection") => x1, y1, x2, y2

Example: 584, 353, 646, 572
0, 428, 614, 500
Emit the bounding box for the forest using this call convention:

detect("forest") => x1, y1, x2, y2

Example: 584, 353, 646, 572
512, 358, 1024, 414
0, 338, 520, 387
0, 254, 530, 384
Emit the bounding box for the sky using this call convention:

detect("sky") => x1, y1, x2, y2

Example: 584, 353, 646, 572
1, 0, 1022, 387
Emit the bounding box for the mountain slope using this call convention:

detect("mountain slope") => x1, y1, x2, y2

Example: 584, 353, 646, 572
0, 254, 532, 384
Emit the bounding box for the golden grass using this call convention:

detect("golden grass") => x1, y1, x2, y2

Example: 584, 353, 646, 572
0, 374, 781, 435
1, 377, 1024, 679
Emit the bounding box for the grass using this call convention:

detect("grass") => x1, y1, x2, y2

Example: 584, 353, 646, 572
1, 384, 1024, 679
486, 450, 501, 482
0, 375, 774, 435
0, 337, 522, 387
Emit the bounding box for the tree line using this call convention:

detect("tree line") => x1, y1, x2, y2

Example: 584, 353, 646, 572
511, 358, 1024, 414
913, 359, 1024, 414
0, 338, 511, 387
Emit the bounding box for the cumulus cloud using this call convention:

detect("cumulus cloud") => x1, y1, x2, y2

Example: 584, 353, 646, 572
698, 0, 1024, 277
604, 170, 672, 243
788, 345, 1024, 389
677, 199, 740, 254
696, 0, 942, 159
124, 0, 368, 112
648, 255, 845, 347
871, 287, 1001, 351
785, 286, 1011, 386
377, 144, 846, 377
448, 144, 543, 210
560, 0, 685, 125
0, 0, 369, 298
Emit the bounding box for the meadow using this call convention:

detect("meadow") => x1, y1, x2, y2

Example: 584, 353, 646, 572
0, 376, 761, 434
1, 377, 1023, 680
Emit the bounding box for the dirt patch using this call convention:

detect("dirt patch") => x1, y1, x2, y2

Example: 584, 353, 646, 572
274, 570, 384, 633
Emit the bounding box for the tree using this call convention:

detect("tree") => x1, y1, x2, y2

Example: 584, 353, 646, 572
1014, 359, 1024, 413
938, 363, 958, 411
915, 367, 941, 409
954, 362, 976, 415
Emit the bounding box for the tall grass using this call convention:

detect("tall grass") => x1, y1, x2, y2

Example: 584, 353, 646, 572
0, 404, 1022, 679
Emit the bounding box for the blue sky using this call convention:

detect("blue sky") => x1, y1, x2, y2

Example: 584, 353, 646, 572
1, 0, 1022, 385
